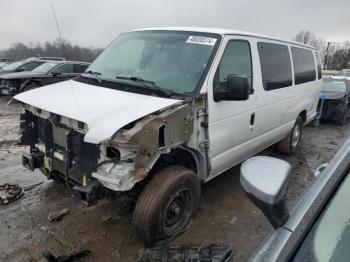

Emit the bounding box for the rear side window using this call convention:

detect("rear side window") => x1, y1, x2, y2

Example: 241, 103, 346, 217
52, 64, 73, 74
315, 52, 322, 79
291, 47, 316, 84
19, 61, 43, 71
257, 42, 292, 91
73, 64, 89, 73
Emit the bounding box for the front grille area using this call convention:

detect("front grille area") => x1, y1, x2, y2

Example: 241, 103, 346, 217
20, 110, 100, 184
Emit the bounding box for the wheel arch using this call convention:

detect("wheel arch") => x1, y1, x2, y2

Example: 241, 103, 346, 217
20, 78, 43, 92
150, 146, 206, 180
298, 110, 307, 125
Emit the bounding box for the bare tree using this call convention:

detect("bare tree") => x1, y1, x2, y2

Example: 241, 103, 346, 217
293, 30, 326, 54
1, 38, 102, 62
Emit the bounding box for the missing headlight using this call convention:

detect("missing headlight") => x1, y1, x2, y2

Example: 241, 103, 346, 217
106, 147, 120, 160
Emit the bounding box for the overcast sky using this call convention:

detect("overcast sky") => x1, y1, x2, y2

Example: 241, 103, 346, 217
0, 0, 349, 49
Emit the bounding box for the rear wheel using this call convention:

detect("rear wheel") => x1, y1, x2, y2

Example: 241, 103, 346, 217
278, 116, 303, 154
132, 165, 201, 246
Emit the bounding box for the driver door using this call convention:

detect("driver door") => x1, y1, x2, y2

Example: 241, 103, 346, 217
207, 37, 258, 179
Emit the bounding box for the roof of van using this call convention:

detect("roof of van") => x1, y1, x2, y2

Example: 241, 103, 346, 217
134, 27, 317, 50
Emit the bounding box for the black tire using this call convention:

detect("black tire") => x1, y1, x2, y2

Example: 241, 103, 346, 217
334, 101, 349, 125
335, 112, 346, 125
21, 82, 40, 93
278, 116, 303, 154
133, 165, 201, 246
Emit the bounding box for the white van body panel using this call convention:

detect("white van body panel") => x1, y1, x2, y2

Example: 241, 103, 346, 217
14, 80, 180, 144
15, 27, 321, 190
205, 35, 321, 180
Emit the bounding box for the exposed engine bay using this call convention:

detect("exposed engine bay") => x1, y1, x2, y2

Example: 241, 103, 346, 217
19, 101, 206, 204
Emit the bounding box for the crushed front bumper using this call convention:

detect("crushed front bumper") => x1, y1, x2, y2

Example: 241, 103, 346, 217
0, 80, 16, 96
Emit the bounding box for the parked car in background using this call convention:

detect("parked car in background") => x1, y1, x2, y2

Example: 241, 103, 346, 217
26, 56, 66, 61
321, 69, 339, 79
0, 58, 46, 76
0, 61, 90, 95
317, 79, 350, 125
14, 27, 321, 245
242, 137, 350, 262
0, 58, 13, 69
331, 69, 350, 81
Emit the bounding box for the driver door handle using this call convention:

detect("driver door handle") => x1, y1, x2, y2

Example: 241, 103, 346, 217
250, 113, 255, 131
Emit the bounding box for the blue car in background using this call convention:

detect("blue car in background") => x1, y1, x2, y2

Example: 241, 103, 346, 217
316, 79, 350, 125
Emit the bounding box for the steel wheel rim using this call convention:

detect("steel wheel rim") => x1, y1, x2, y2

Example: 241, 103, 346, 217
163, 188, 193, 235
291, 123, 301, 148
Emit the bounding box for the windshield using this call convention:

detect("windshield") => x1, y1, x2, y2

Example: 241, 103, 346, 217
84, 31, 220, 96
293, 171, 350, 261
1, 61, 24, 71
33, 62, 60, 73
336, 71, 350, 77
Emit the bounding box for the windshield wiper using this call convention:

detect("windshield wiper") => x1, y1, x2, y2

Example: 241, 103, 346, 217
83, 70, 102, 83
115, 76, 171, 97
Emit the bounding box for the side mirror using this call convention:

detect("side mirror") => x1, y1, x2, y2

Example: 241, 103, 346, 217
51, 71, 61, 77
214, 74, 250, 101
240, 156, 291, 228
16, 68, 24, 72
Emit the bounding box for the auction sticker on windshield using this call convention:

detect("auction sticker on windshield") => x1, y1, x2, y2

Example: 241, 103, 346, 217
186, 36, 217, 46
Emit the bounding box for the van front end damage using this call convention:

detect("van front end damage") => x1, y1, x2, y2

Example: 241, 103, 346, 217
93, 103, 194, 191
19, 102, 198, 203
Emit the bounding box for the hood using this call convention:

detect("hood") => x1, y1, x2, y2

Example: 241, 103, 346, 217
0, 69, 17, 76
1, 71, 45, 80
14, 80, 181, 144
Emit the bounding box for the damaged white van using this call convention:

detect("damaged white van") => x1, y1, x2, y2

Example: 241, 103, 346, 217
14, 27, 321, 246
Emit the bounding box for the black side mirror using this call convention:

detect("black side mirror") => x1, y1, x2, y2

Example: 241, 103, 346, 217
214, 74, 250, 101
240, 156, 291, 228
51, 72, 61, 77
16, 68, 24, 72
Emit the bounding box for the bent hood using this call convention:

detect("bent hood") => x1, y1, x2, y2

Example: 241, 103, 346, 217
14, 80, 181, 144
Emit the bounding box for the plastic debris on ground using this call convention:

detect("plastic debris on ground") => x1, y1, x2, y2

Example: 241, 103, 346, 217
42, 249, 91, 262
48, 208, 69, 222
140, 244, 233, 262
0, 183, 24, 205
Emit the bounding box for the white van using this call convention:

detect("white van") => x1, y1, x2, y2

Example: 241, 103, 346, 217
15, 27, 321, 246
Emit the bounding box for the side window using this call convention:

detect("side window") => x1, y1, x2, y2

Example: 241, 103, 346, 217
257, 42, 292, 91
73, 64, 88, 73
315, 51, 322, 79
52, 64, 73, 74
214, 40, 252, 92
291, 47, 316, 84
19, 62, 42, 71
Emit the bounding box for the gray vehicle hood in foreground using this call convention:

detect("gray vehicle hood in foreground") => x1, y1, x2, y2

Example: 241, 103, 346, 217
250, 138, 350, 261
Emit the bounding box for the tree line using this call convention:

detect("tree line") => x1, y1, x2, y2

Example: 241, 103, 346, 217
0, 38, 103, 63
293, 30, 350, 70
1, 32, 349, 70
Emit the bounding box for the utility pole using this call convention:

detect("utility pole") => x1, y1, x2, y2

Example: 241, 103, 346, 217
50, 4, 67, 59
324, 42, 330, 70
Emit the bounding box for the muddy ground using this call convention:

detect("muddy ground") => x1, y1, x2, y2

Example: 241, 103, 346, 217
0, 96, 349, 262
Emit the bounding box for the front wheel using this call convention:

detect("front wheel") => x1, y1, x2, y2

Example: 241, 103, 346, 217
132, 166, 201, 246
278, 116, 303, 154
21, 82, 40, 93
334, 100, 349, 125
